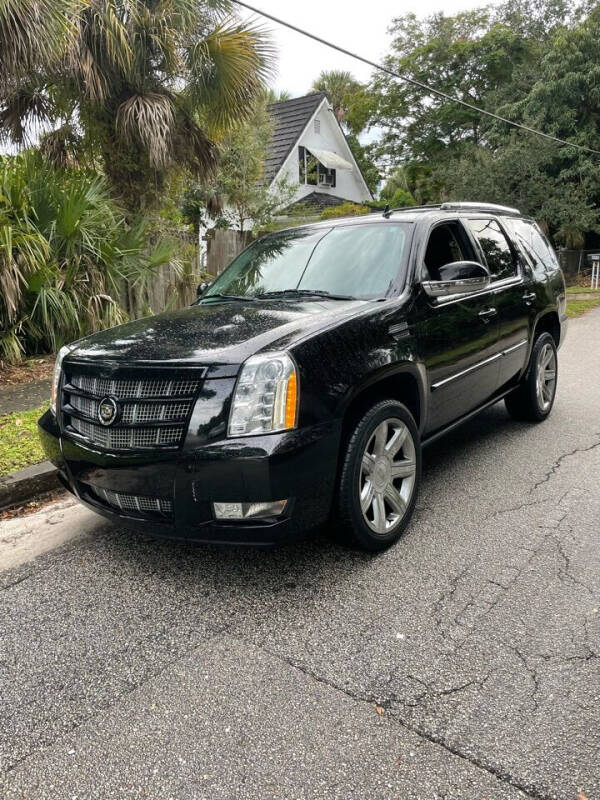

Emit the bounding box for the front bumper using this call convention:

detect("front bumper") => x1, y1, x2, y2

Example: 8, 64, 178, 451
38, 410, 340, 547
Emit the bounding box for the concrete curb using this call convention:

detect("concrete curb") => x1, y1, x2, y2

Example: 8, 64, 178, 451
0, 461, 60, 511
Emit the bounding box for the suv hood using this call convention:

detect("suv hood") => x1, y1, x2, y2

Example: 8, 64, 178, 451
67, 298, 370, 376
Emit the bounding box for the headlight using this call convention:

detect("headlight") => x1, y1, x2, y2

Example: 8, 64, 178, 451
50, 345, 71, 415
228, 352, 299, 437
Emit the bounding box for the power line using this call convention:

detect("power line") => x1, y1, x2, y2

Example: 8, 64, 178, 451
232, 0, 600, 157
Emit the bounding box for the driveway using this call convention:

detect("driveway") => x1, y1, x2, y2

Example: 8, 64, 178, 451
1, 310, 599, 800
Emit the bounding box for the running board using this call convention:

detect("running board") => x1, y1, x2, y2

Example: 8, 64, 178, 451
421, 388, 514, 447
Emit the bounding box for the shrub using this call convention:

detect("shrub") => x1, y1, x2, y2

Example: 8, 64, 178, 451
0, 152, 168, 363
320, 202, 372, 220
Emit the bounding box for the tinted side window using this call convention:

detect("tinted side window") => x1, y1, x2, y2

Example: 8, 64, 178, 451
511, 219, 559, 274
467, 218, 516, 281
423, 222, 473, 281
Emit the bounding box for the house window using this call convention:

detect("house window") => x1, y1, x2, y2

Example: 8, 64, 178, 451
298, 146, 336, 188
314, 118, 321, 134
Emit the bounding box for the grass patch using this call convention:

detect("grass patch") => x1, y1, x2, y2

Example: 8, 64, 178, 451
566, 285, 600, 295
0, 405, 47, 477
566, 297, 600, 318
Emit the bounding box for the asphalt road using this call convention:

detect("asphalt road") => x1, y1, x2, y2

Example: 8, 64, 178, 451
1, 310, 599, 800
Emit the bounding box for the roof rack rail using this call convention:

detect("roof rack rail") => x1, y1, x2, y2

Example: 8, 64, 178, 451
440, 202, 521, 216
383, 204, 442, 218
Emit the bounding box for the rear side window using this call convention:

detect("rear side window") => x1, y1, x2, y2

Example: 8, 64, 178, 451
466, 218, 516, 281
511, 219, 559, 274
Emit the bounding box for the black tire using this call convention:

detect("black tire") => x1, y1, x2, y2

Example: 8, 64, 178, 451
335, 399, 422, 552
505, 332, 558, 422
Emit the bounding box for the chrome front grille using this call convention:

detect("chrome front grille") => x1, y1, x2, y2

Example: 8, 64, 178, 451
85, 483, 173, 518
62, 369, 203, 452
70, 375, 200, 399
69, 394, 192, 424
70, 418, 184, 448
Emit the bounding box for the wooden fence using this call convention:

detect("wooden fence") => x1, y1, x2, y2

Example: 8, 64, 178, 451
119, 231, 202, 319
205, 229, 253, 277
119, 229, 254, 321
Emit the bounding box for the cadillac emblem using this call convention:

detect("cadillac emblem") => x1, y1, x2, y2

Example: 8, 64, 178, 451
98, 396, 120, 427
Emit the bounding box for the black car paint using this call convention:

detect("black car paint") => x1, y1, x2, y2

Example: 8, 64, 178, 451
38, 210, 567, 546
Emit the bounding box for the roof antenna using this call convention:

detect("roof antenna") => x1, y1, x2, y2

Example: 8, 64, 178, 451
383, 204, 391, 218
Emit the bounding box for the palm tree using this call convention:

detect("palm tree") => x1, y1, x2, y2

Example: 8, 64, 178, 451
264, 88, 291, 105
312, 70, 361, 125
0, 0, 274, 212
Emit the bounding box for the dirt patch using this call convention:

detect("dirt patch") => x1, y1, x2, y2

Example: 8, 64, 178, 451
0, 356, 54, 387
0, 488, 67, 521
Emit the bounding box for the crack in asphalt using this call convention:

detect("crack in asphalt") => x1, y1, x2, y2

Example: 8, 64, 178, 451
532, 435, 600, 491
431, 483, 583, 658
401, 672, 490, 709
553, 532, 596, 597
0, 629, 227, 778
248, 640, 556, 800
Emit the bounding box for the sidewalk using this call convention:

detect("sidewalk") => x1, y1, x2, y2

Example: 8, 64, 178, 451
0, 379, 51, 415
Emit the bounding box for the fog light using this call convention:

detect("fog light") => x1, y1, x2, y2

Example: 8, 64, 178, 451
213, 500, 288, 520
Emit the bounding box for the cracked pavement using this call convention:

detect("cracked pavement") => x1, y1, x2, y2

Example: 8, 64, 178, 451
1, 309, 599, 800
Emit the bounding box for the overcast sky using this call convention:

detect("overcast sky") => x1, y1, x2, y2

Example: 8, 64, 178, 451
238, 0, 487, 97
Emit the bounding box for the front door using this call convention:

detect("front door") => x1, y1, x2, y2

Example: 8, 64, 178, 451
411, 220, 501, 435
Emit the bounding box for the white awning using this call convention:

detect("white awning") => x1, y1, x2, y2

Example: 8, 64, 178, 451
308, 148, 353, 171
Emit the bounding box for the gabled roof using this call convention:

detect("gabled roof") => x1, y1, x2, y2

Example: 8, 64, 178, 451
264, 92, 327, 184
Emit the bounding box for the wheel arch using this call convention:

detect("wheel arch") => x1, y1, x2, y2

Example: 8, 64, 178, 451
533, 310, 560, 347
339, 364, 427, 446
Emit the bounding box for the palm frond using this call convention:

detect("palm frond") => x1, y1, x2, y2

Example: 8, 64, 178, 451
171, 109, 218, 179
74, 1, 134, 101
39, 123, 84, 168
0, 322, 24, 364
0, 151, 164, 359
116, 92, 176, 167
186, 19, 275, 133
0, 0, 78, 88
0, 86, 53, 145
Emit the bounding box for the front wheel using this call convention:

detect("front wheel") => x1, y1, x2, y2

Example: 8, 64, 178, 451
335, 400, 421, 552
505, 332, 558, 422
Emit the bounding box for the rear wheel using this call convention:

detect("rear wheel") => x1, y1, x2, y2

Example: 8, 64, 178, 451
505, 332, 558, 422
336, 400, 421, 552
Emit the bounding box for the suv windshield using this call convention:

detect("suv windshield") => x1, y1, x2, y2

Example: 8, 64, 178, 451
202, 223, 410, 301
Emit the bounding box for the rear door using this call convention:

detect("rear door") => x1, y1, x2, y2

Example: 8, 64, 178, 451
464, 217, 530, 389
411, 219, 502, 434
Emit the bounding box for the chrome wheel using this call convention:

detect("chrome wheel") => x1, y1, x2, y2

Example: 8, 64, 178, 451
536, 342, 557, 412
359, 418, 417, 536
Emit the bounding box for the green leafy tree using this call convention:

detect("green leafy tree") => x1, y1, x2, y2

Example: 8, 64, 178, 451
366, 0, 600, 242
183, 104, 295, 234
379, 167, 415, 206
369, 8, 540, 170
346, 134, 380, 196
0, 0, 274, 214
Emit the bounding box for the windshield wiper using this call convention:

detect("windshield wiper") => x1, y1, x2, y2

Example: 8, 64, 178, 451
199, 293, 255, 303
257, 289, 356, 301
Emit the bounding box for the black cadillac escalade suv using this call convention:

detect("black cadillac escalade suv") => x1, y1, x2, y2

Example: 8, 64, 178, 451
38, 202, 567, 551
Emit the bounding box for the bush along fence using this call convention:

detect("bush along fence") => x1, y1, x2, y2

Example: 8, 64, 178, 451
0, 153, 207, 365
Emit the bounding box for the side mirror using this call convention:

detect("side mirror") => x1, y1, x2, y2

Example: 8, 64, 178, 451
197, 281, 212, 298
421, 261, 490, 299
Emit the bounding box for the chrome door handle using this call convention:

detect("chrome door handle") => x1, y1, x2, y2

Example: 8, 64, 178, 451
478, 308, 497, 321
523, 292, 536, 304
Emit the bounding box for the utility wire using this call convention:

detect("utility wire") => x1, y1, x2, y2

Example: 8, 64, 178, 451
232, 0, 600, 157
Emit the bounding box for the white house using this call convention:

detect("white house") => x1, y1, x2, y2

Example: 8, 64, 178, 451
265, 92, 372, 210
